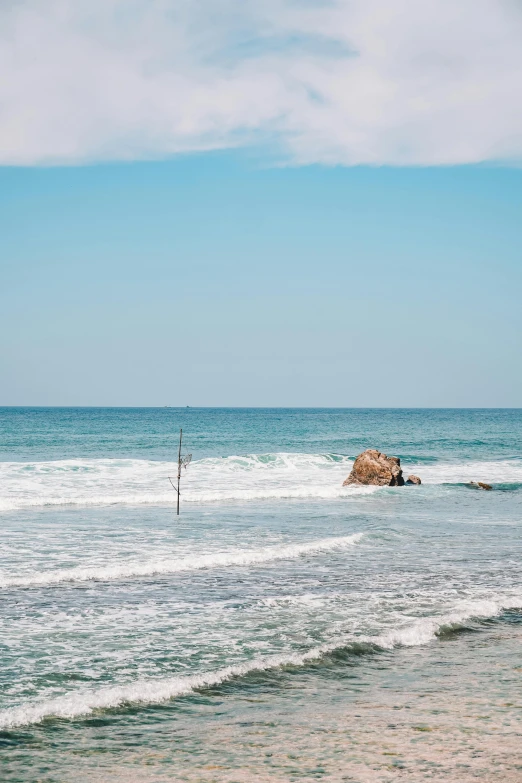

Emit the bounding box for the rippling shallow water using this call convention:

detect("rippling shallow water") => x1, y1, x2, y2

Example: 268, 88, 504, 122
1, 408, 521, 781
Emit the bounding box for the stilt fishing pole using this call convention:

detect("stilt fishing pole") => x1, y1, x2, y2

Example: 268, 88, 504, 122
168, 429, 192, 515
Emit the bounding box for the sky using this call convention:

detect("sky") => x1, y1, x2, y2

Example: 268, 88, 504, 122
1, 0, 521, 406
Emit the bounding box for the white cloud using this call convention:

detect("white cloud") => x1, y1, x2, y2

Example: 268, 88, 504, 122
1, 0, 522, 166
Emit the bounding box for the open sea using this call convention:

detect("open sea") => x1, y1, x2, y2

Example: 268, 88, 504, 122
1, 407, 521, 782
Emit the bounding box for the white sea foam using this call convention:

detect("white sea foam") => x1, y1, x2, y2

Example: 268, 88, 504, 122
0, 454, 361, 511
370, 596, 522, 648
1, 593, 519, 730
0, 533, 363, 588
408, 460, 522, 485
0, 453, 520, 512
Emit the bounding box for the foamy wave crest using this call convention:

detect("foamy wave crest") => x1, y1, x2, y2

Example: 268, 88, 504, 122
0, 650, 328, 730
1, 453, 520, 512
0, 453, 363, 511
0, 533, 364, 588
1, 593, 520, 730
409, 459, 522, 485
370, 595, 522, 648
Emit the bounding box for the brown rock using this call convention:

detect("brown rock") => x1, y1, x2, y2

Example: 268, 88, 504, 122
343, 449, 404, 487
406, 475, 422, 485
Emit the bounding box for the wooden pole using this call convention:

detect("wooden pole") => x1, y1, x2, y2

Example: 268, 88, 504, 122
177, 428, 182, 516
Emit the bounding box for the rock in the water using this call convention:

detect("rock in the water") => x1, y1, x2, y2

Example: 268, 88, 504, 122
468, 481, 493, 491
343, 449, 404, 487
406, 475, 422, 485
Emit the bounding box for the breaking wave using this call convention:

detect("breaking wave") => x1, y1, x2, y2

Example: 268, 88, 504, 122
0, 453, 521, 512
0, 453, 362, 511
1, 594, 519, 730
0, 533, 364, 589
409, 459, 522, 485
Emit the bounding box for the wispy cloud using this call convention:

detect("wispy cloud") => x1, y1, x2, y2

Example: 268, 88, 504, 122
2, 0, 522, 166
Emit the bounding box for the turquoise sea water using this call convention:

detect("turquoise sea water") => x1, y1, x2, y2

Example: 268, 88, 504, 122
1, 408, 521, 782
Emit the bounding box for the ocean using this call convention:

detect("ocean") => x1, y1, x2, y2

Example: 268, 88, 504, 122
1, 407, 521, 782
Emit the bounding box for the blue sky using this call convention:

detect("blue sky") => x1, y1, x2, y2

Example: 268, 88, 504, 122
2, 155, 521, 406
1, 0, 521, 406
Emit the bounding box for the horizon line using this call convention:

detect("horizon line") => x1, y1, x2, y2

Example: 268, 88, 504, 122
1, 406, 521, 411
